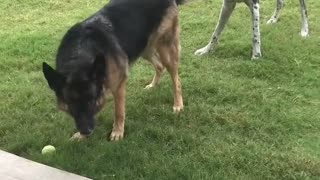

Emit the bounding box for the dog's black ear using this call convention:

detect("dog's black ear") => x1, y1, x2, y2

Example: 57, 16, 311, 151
90, 54, 106, 81
42, 62, 65, 91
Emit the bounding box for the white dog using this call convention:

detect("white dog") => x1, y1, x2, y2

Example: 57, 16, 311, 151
194, 0, 309, 59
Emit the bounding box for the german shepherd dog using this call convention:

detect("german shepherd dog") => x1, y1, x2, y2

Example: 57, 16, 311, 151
42, 0, 186, 141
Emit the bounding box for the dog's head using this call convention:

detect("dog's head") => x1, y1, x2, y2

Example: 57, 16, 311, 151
42, 55, 106, 135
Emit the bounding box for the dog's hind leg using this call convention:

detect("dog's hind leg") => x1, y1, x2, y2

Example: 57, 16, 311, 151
299, 0, 309, 37
159, 45, 183, 113
267, 0, 285, 24
245, 0, 262, 59
157, 30, 183, 113
143, 52, 165, 89
194, 0, 236, 56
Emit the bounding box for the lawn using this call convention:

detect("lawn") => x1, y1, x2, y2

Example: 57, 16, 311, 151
0, 0, 320, 179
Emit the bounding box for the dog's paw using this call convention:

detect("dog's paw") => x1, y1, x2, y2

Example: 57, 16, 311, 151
173, 105, 184, 113
251, 52, 262, 60
251, 55, 261, 60
300, 30, 309, 38
110, 129, 124, 141
144, 83, 155, 90
267, 18, 277, 24
194, 45, 211, 56
69, 132, 88, 141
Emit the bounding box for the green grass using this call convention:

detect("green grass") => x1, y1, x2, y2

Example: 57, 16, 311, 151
1, 0, 320, 179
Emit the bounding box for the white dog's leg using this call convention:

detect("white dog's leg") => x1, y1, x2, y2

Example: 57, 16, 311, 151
299, 0, 309, 37
245, 0, 261, 59
194, 0, 236, 56
267, 0, 285, 24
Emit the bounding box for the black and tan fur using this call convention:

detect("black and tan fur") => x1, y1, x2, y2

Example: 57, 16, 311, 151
42, 0, 185, 141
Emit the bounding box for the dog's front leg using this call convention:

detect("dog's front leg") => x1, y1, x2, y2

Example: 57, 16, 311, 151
299, 0, 309, 37
194, 0, 236, 56
110, 81, 126, 141
110, 78, 127, 141
246, 0, 262, 59
267, 0, 285, 24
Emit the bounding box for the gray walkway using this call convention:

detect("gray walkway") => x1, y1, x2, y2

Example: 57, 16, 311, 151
0, 150, 92, 180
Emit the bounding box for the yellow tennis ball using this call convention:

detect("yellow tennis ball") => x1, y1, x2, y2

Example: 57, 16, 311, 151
41, 145, 56, 155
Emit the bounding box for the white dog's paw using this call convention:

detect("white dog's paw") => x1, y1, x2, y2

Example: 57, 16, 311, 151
251, 52, 262, 60
300, 30, 309, 38
144, 83, 155, 90
267, 18, 277, 24
194, 45, 211, 56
